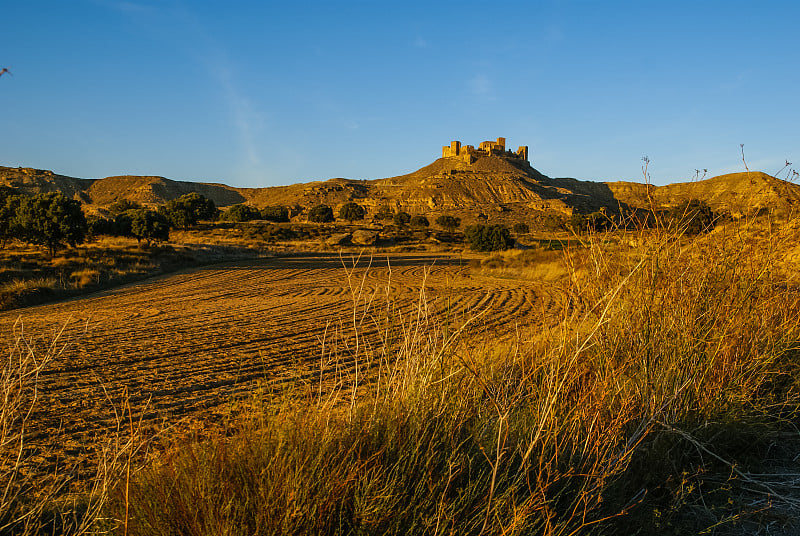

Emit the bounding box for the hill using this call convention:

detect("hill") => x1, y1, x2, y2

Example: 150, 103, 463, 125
3, 144, 799, 222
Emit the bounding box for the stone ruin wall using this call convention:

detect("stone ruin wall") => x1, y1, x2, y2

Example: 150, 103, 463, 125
442, 137, 528, 164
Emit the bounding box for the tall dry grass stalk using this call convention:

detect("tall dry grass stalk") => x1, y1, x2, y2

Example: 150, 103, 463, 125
0, 320, 144, 535
113, 217, 800, 535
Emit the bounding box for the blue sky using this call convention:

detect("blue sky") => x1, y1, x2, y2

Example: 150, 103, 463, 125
1, 1, 798, 187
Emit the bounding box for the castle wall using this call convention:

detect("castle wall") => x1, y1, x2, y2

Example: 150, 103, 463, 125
443, 137, 527, 163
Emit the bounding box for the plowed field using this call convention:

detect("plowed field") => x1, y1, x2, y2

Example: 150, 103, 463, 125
1, 252, 545, 474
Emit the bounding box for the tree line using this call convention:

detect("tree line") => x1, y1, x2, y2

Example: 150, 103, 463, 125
0, 184, 720, 256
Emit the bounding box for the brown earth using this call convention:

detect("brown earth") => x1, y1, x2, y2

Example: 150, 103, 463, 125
0, 252, 547, 480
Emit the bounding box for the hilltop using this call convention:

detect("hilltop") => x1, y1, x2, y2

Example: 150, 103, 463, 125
3, 137, 798, 222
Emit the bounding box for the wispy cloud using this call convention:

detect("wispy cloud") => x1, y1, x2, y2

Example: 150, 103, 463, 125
469, 74, 494, 99
90, 0, 156, 16
413, 36, 429, 49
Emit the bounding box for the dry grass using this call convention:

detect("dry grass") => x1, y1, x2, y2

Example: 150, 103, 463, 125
0, 236, 266, 311
0, 321, 145, 535
102, 217, 800, 535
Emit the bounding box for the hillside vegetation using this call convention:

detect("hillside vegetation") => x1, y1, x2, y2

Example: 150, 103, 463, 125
4, 158, 799, 227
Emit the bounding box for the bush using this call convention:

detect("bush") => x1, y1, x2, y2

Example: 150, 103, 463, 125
107, 199, 142, 215
221, 204, 261, 223
261, 205, 290, 223
464, 224, 514, 252
113, 210, 134, 237
435, 214, 461, 231
374, 205, 394, 221
570, 211, 614, 233
308, 204, 334, 223
541, 213, 567, 232
409, 215, 429, 228
669, 199, 717, 234
513, 222, 530, 235
338, 202, 365, 223
160, 193, 218, 229
393, 211, 411, 227
86, 215, 115, 237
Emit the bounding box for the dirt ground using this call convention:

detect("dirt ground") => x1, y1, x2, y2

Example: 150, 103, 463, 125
0, 252, 546, 480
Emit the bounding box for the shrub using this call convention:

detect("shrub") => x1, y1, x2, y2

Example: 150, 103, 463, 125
541, 213, 567, 231
113, 210, 135, 237
570, 211, 614, 233
221, 204, 261, 222
86, 215, 115, 237
374, 205, 394, 221
669, 199, 717, 234
338, 202, 365, 223
513, 222, 530, 235
160, 193, 217, 229
464, 224, 514, 252
261, 205, 290, 223
308, 204, 334, 223
435, 214, 460, 231
409, 215, 429, 228
393, 211, 411, 227
107, 199, 142, 215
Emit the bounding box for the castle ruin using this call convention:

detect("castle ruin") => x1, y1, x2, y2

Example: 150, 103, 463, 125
442, 137, 528, 164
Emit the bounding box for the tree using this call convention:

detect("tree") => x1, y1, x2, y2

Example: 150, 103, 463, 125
308, 204, 334, 223
393, 211, 411, 227
464, 224, 514, 252
435, 214, 460, 231
374, 205, 394, 221
129, 209, 170, 247
86, 215, 115, 237
14, 192, 87, 256
338, 202, 365, 223
261, 205, 290, 222
0, 190, 23, 248
221, 204, 260, 222
160, 192, 217, 229
108, 198, 142, 215
570, 211, 613, 233
410, 215, 429, 227
669, 199, 717, 234
513, 222, 530, 235
113, 210, 135, 237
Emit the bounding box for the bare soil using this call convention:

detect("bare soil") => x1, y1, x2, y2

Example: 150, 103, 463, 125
0, 252, 544, 481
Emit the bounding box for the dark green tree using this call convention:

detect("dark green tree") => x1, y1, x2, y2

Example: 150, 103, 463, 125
464, 224, 514, 252
221, 204, 261, 222
669, 199, 717, 234
393, 211, 411, 227
570, 211, 614, 233
513, 222, 530, 235
129, 209, 170, 247
113, 210, 135, 237
374, 205, 394, 221
86, 215, 115, 237
160, 193, 217, 229
410, 215, 429, 227
0, 190, 23, 248
108, 199, 143, 215
261, 205, 290, 222
308, 204, 334, 223
338, 202, 365, 223
14, 192, 87, 256
435, 214, 460, 231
